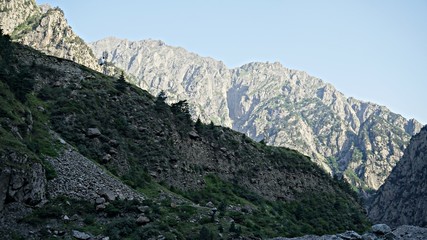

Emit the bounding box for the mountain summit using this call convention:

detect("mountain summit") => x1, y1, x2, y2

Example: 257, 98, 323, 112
90, 37, 422, 190
0, 0, 100, 70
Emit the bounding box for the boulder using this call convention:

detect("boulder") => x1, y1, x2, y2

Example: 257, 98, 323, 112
136, 215, 150, 225
338, 230, 362, 239
206, 201, 214, 208
100, 189, 116, 201
95, 197, 106, 204
361, 233, 377, 240
372, 224, 392, 235
72, 230, 91, 240
96, 204, 106, 211
188, 131, 200, 139
102, 154, 112, 163
86, 128, 101, 137
137, 205, 150, 213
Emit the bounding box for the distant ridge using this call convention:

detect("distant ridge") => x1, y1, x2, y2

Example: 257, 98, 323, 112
90, 37, 422, 190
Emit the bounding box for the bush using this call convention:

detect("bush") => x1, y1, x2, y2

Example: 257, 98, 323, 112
105, 218, 137, 240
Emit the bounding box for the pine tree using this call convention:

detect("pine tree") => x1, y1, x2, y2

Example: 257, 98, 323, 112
115, 72, 127, 92
156, 90, 167, 102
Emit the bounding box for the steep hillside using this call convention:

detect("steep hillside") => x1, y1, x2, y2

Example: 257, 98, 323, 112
0, 31, 370, 239
368, 126, 427, 228
90, 37, 422, 190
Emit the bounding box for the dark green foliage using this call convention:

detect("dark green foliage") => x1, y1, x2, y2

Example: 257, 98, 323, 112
171, 174, 370, 238
195, 117, 203, 132
42, 159, 57, 180
20, 196, 95, 226
115, 72, 128, 92
105, 199, 140, 217
155, 90, 168, 113
199, 226, 213, 240
105, 218, 138, 240
157, 90, 167, 102
0, 30, 34, 102
1, 39, 370, 239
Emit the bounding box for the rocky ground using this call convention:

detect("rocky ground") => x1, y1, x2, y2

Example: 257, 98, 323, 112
271, 224, 427, 240
47, 143, 144, 203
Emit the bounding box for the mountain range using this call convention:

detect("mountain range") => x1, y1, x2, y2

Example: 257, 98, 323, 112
89, 37, 422, 191
1, 0, 422, 192
1, 0, 427, 239
0, 27, 371, 239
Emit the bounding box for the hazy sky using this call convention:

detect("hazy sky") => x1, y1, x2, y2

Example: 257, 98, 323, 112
36, 0, 427, 124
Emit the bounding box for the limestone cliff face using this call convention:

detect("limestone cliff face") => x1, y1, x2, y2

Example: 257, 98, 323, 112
0, 0, 37, 34
368, 126, 427, 227
0, 0, 101, 71
90, 38, 422, 190
89, 37, 234, 127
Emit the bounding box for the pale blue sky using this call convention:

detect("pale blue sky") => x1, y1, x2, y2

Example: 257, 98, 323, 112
36, 0, 427, 124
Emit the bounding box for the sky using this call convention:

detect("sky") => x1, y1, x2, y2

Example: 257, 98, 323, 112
36, 0, 427, 124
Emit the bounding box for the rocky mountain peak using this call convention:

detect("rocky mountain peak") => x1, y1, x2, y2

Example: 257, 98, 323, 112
0, 0, 101, 71
90, 38, 423, 190
0, 0, 38, 34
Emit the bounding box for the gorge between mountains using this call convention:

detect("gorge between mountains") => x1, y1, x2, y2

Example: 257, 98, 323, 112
0, 0, 426, 239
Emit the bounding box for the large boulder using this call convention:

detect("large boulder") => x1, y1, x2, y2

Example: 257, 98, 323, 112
372, 224, 392, 235
0, 152, 47, 211
87, 128, 101, 137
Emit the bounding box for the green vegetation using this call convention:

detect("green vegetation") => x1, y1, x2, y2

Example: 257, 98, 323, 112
168, 174, 369, 238
1, 32, 370, 239
0, 31, 58, 178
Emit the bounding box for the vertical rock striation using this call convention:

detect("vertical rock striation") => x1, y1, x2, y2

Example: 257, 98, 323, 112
368, 126, 427, 227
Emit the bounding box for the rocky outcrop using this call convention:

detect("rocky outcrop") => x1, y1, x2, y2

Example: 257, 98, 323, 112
0, 0, 101, 71
368, 126, 427, 227
0, 0, 37, 34
90, 38, 423, 190
0, 151, 47, 211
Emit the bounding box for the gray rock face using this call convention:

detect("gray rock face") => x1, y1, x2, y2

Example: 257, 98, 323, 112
0, 152, 47, 211
87, 127, 101, 137
0, 0, 101, 71
372, 224, 392, 235
368, 126, 427, 227
0, 0, 37, 34
90, 37, 422, 190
